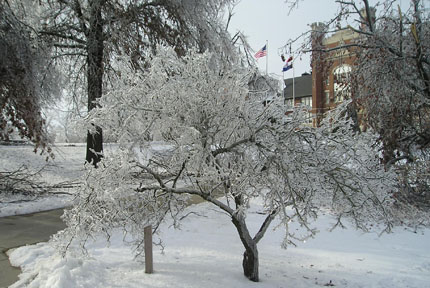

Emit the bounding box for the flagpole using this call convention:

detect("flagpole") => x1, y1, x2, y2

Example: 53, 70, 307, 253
282, 71, 285, 104
265, 40, 268, 76
292, 59, 295, 106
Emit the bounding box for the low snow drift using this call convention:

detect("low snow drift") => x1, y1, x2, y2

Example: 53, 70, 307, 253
8, 201, 430, 288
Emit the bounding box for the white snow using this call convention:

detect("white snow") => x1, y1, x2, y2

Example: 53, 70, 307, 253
0, 143, 118, 217
2, 144, 430, 287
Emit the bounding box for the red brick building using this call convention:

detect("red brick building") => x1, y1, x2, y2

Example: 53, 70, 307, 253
310, 23, 360, 126
283, 8, 376, 127
283, 26, 359, 126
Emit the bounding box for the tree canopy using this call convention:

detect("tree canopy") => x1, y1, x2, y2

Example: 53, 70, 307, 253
54, 48, 427, 282
0, 2, 59, 154
13, 0, 237, 165
286, 0, 430, 209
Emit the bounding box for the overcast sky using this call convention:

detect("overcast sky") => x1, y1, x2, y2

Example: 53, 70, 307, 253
228, 0, 411, 79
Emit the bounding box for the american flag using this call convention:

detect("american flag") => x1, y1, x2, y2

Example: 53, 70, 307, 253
254, 45, 267, 58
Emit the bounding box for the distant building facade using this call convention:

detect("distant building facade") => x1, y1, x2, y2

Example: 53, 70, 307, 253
283, 73, 313, 123
284, 8, 375, 127
311, 23, 359, 126
283, 73, 312, 108
311, 8, 375, 127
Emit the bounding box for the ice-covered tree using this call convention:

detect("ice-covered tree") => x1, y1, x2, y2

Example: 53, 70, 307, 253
335, 0, 429, 165
12, 0, 237, 166
287, 0, 430, 207
55, 48, 425, 282
0, 2, 59, 153
348, 0, 430, 207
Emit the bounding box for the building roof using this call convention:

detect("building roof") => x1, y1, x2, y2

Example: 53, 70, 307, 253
283, 73, 312, 100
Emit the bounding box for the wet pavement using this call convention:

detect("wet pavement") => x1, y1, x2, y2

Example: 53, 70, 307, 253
0, 209, 66, 288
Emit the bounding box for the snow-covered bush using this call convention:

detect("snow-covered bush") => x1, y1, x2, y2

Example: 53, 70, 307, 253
55, 48, 426, 282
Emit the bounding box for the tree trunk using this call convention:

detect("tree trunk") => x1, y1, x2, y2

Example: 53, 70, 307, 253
86, 126, 103, 166
85, 0, 105, 167
242, 243, 259, 282
232, 215, 259, 282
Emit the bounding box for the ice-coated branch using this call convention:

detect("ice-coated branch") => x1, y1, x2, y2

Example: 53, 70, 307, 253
135, 162, 235, 217
253, 208, 279, 243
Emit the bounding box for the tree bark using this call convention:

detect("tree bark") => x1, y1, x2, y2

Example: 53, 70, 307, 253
85, 0, 105, 167
86, 126, 103, 166
232, 215, 259, 282
242, 244, 259, 282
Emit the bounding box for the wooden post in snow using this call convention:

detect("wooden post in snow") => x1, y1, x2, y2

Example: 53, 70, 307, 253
144, 225, 153, 273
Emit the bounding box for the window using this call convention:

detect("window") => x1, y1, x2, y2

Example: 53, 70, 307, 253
301, 96, 312, 108
325, 90, 330, 104
324, 75, 330, 87
333, 64, 352, 103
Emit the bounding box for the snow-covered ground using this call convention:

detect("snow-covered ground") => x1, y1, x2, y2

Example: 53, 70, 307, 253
0, 143, 84, 217
0, 143, 118, 217
2, 144, 430, 287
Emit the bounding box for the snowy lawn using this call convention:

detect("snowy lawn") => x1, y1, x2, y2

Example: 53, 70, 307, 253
2, 144, 430, 287
0, 143, 119, 217
7, 200, 430, 288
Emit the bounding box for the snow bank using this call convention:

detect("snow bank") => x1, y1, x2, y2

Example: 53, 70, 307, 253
8, 201, 430, 288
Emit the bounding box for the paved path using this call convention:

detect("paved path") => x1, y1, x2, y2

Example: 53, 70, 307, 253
0, 209, 66, 288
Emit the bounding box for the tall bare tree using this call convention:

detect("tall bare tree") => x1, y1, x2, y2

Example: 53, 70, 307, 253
18, 0, 235, 166
330, 0, 429, 164
288, 0, 430, 207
